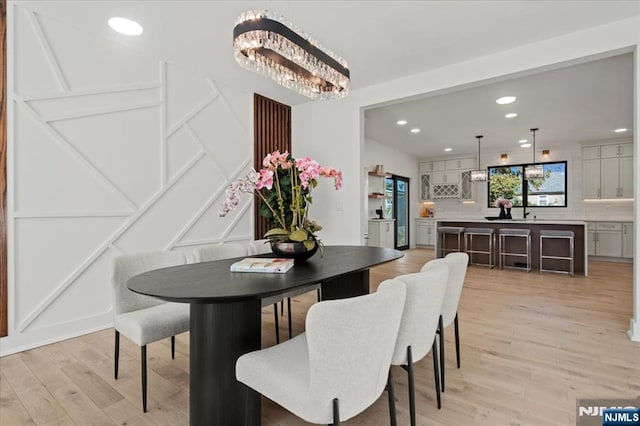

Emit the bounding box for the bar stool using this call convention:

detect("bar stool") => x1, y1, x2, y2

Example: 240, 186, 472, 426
540, 230, 574, 277
464, 227, 495, 268
437, 226, 465, 258
498, 228, 531, 272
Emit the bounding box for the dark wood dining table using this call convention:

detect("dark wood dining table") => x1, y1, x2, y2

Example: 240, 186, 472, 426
127, 245, 404, 426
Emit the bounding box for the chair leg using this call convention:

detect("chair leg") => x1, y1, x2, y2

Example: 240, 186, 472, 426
454, 313, 461, 368
317, 287, 322, 301
171, 336, 175, 359
406, 346, 416, 426
114, 330, 120, 380
332, 398, 340, 426
432, 339, 441, 409
287, 297, 293, 339
386, 369, 397, 426
273, 304, 280, 344
438, 315, 445, 392
141, 345, 147, 413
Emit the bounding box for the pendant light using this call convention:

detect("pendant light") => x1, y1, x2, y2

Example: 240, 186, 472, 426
524, 128, 544, 179
470, 135, 487, 182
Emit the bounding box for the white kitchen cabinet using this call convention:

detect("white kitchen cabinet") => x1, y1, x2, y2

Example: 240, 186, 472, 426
421, 157, 475, 200
623, 222, 634, 258
587, 222, 623, 258
420, 173, 432, 201
620, 157, 633, 198
433, 170, 459, 184
368, 220, 395, 249
416, 219, 435, 246
583, 143, 634, 199
582, 159, 601, 199
459, 170, 473, 201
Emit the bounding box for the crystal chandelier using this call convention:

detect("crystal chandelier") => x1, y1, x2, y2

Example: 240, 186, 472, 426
470, 135, 487, 182
233, 10, 350, 100
524, 128, 544, 179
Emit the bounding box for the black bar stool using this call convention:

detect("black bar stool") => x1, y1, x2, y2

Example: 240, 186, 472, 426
540, 230, 574, 277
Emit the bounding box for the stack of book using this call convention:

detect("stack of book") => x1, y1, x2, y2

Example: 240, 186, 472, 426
230, 258, 295, 274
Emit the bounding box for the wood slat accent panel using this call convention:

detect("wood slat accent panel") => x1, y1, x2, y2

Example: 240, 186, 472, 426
253, 94, 291, 239
1, 0, 7, 337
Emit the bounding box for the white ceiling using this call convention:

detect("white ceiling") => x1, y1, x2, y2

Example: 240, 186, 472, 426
364, 52, 635, 158
17, 1, 638, 158
22, 0, 640, 109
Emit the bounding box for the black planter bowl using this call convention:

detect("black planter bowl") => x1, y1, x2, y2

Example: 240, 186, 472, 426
270, 240, 319, 262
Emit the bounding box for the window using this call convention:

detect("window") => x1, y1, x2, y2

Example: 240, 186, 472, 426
487, 161, 567, 208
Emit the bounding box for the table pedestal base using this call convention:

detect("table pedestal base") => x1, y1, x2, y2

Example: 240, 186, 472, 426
190, 300, 261, 426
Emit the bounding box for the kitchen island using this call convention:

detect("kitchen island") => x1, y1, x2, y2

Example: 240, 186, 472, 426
435, 219, 588, 276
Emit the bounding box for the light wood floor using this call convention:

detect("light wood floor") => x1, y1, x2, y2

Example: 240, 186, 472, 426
1, 249, 638, 425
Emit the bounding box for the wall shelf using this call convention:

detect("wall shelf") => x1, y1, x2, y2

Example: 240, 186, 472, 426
368, 171, 391, 178
369, 193, 391, 199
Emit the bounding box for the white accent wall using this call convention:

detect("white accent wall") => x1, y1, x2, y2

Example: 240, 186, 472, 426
3, 4, 254, 355
293, 18, 640, 341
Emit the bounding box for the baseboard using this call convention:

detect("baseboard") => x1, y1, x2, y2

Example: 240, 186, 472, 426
628, 318, 640, 343
0, 312, 113, 356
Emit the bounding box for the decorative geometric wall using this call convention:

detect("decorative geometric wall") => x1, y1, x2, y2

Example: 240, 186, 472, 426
5, 4, 253, 351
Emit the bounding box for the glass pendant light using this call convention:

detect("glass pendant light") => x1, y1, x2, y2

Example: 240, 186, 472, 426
470, 135, 487, 182
524, 128, 544, 179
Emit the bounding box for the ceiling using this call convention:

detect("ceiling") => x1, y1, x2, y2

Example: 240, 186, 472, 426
22, 1, 640, 108
364, 52, 635, 158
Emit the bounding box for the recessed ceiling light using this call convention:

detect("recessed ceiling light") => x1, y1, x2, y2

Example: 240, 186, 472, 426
505, 113, 518, 118
108, 17, 143, 36
444, 148, 452, 152
496, 96, 516, 105
518, 139, 528, 144
410, 128, 420, 134
396, 120, 407, 125
614, 128, 628, 133
521, 143, 531, 148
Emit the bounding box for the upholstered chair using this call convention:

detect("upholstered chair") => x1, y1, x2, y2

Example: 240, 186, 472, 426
420, 252, 469, 392
236, 279, 407, 425
111, 251, 189, 412
248, 239, 322, 339
391, 265, 449, 425
193, 243, 287, 343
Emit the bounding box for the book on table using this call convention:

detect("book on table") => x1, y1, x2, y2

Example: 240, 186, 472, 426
230, 257, 295, 273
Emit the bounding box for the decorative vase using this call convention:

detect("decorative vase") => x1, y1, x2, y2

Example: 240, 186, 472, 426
270, 239, 319, 262
506, 208, 512, 219
499, 206, 507, 219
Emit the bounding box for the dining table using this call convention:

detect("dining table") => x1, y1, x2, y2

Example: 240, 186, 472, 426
127, 245, 404, 425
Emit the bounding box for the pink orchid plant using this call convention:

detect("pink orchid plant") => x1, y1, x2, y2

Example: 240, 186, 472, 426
495, 198, 513, 209
220, 150, 342, 250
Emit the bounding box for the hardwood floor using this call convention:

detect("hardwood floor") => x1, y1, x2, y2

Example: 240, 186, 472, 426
1, 248, 638, 425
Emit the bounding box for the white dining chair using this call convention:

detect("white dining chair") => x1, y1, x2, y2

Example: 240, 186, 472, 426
391, 265, 449, 425
248, 239, 322, 340
111, 251, 189, 413
236, 279, 407, 425
193, 243, 287, 343
420, 252, 469, 393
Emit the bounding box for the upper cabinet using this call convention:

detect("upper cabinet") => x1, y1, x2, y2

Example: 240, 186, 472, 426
419, 157, 475, 200
582, 143, 633, 200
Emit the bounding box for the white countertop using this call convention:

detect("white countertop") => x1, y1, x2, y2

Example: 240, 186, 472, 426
434, 218, 588, 225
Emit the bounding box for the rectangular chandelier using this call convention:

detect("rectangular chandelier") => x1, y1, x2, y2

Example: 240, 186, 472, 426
470, 169, 487, 182
233, 10, 350, 100
524, 164, 544, 179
